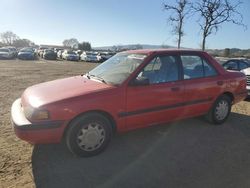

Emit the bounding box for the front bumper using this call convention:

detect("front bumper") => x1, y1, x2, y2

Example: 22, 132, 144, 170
17, 55, 34, 60
11, 98, 65, 144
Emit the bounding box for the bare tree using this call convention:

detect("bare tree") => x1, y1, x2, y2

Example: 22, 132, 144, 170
62, 38, 79, 48
0, 31, 19, 45
193, 0, 246, 51
163, 0, 191, 49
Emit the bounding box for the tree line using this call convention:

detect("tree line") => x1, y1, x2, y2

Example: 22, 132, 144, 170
62, 38, 92, 51
0, 31, 35, 48
163, 0, 246, 51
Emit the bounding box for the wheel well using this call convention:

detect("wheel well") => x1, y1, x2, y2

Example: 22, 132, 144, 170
63, 110, 117, 140
222, 92, 234, 103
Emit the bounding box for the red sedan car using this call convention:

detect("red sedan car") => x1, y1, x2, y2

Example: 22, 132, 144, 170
11, 49, 247, 157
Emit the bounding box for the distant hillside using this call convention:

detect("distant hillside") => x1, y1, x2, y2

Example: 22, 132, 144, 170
93, 44, 250, 58
206, 48, 250, 58
93, 44, 174, 51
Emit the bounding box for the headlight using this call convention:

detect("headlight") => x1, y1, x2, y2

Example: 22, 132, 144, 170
32, 110, 50, 120
23, 106, 50, 120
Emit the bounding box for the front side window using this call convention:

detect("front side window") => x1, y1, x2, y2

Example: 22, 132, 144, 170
136, 55, 179, 84
181, 55, 217, 79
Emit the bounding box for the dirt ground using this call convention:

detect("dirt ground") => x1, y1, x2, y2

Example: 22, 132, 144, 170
0, 59, 96, 188
0, 59, 249, 188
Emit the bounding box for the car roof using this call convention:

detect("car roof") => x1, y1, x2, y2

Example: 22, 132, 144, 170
125, 48, 204, 55
225, 59, 250, 64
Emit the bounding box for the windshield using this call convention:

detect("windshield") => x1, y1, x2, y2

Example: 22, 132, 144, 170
20, 48, 33, 52
86, 52, 95, 55
0, 48, 9, 52
45, 50, 53, 53
88, 53, 147, 85
68, 51, 76, 55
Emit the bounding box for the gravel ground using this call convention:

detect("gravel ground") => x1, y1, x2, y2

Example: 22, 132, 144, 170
0, 59, 249, 188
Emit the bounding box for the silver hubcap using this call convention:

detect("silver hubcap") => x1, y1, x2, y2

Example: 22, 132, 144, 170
215, 100, 229, 121
77, 122, 105, 151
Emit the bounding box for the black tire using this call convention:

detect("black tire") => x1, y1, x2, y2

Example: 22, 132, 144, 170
65, 113, 113, 157
206, 95, 232, 125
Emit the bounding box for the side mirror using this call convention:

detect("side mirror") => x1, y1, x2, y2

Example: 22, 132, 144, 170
130, 76, 150, 86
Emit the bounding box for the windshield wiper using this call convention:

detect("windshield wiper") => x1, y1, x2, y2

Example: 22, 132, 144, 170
86, 73, 107, 84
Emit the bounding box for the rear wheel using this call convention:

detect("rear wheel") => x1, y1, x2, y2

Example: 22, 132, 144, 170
206, 95, 232, 125
65, 113, 113, 157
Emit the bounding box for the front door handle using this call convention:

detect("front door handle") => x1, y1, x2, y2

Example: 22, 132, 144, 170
171, 87, 180, 92
217, 81, 224, 86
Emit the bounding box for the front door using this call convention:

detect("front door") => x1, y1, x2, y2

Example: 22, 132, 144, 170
122, 55, 185, 130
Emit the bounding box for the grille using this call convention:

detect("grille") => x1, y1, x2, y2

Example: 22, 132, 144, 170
247, 75, 250, 86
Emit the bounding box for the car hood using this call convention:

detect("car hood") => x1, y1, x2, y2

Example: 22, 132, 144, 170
18, 52, 33, 55
21, 76, 115, 108
241, 67, 250, 75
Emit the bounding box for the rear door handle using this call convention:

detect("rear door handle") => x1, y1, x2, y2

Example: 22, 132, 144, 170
171, 87, 180, 92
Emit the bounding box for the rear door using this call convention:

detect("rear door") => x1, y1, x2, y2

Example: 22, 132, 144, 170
180, 54, 222, 117
123, 54, 185, 130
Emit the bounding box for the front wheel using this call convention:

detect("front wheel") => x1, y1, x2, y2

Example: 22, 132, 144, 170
206, 95, 232, 125
65, 113, 113, 157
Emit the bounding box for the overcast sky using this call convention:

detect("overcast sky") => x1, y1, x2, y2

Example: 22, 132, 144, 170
0, 0, 250, 49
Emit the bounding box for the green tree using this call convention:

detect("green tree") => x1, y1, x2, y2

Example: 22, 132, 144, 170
62, 38, 79, 48
78, 42, 92, 51
224, 48, 230, 57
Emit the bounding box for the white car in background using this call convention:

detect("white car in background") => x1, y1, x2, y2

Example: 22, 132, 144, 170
57, 50, 64, 59
62, 50, 79, 61
222, 59, 250, 98
242, 68, 250, 97
97, 52, 114, 62
0, 48, 14, 59
6, 46, 18, 57
80, 51, 99, 62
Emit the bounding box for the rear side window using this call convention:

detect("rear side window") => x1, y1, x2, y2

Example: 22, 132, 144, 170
181, 55, 217, 79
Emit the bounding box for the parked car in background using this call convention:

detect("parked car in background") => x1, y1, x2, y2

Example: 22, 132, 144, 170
223, 59, 250, 97
62, 50, 79, 61
17, 48, 36, 60
80, 51, 99, 62
57, 50, 64, 59
11, 49, 247, 157
97, 52, 115, 62
6, 46, 18, 57
43, 49, 57, 60
223, 59, 250, 71
241, 68, 250, 97
38, 47, 48, 57
75, 50, 83, 60
54, 48, 64, 54
0, 48, 14, 59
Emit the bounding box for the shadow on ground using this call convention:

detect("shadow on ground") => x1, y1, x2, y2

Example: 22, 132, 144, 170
32, 113, 250, 188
